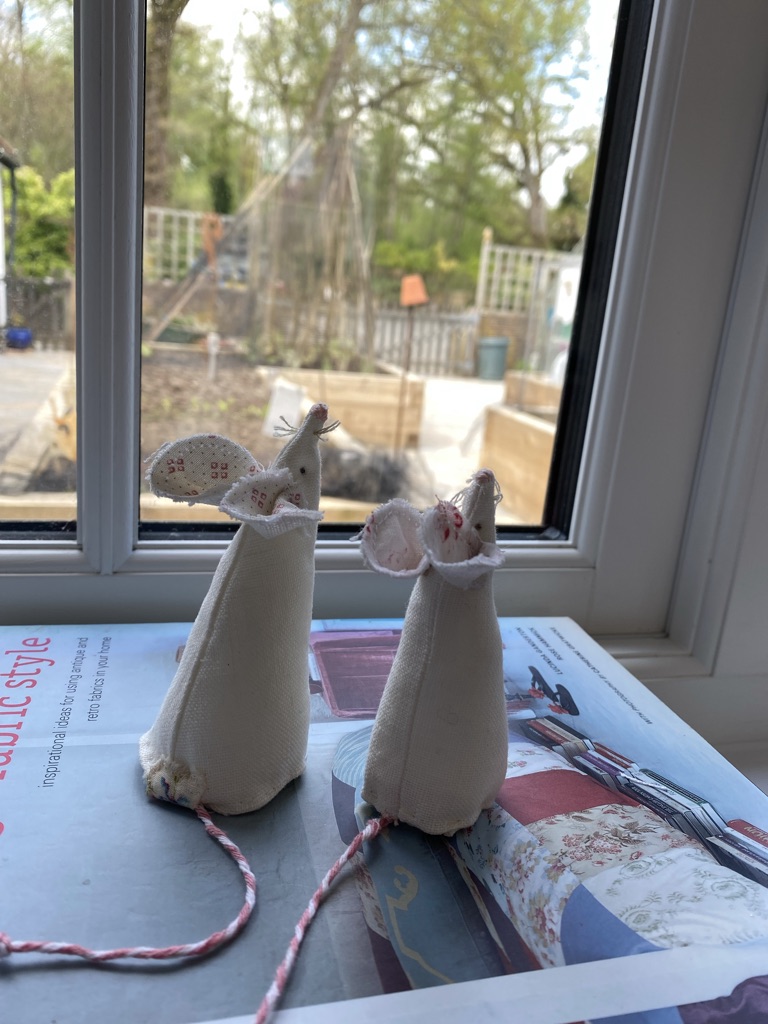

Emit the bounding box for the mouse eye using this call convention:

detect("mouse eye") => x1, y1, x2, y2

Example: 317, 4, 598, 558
475, 522, 482, 530
299, 467, 306, 474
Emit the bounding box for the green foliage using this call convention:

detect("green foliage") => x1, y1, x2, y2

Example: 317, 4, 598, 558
549, 146, 596, 251
165, 23, 243, 211
0, 0, 75, 183
372, 237, 476, 304
0, 0, 608, 310
209, 171, 234, 215
312, 335, 377, 372
234, 0, 597, 306
5, 166, 74, 278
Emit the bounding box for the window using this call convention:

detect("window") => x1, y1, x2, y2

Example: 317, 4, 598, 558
0, 3, 76, 534
2, 0, 635, 541
1, 0, 767, 676
138, 0, 628, 535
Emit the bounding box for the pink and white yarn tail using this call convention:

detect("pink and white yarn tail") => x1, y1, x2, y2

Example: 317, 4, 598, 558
0, 805, 256, 962
254, 814, 392, 1024
0, 806, 390, 1024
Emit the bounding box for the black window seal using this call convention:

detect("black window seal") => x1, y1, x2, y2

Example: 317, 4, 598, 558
542, 0, 654, 537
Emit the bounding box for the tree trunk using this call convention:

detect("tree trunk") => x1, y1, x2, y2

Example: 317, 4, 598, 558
14, 1, 31, 158
522, 166, 548, 248
147, 0, 367, 340
144, 0, 190, 207
347, 154, 376, 363
304, 0, 369, 138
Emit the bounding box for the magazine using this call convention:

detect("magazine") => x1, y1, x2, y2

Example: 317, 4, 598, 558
2, 618, 768, 1024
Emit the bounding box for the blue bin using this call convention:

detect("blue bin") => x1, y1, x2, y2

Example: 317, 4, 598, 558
477, 336, 509, 380
6, 326, 33, 350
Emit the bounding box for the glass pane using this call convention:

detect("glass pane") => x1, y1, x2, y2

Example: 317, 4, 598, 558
140, 0, 619, 531
0, 2, 76, 532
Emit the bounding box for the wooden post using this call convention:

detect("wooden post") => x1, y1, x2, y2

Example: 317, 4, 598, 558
394, 274, 429, 452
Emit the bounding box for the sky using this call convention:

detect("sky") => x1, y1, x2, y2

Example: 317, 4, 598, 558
181, 0, 620, 206
542, 0, 619, 203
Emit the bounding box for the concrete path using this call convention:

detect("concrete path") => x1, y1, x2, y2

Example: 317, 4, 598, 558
407, 375, 505, 505
0, 348, 74, 491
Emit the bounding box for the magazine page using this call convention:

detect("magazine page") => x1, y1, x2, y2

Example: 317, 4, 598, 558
310, 616, 768, 822
200, 944, 768, 1024
1, 624, 382, 1024
2, 619, 768, 1024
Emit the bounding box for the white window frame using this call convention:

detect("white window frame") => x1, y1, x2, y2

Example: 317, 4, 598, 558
2, 0, 768, 691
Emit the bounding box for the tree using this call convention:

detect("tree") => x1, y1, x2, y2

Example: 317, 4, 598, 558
0, 0, 74, 181
144, 0, 191, 206
425, 0, 590, 247
6, 165, 74, 277
163, 21, 240, 211
238, 0, 376, 351
237, 0, 592, 292
152, 0, 598, 336
208, 86, 235, 215
549, 143, 596, 251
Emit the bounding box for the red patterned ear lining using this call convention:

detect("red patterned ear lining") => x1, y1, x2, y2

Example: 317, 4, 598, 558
147, 433, 259, 506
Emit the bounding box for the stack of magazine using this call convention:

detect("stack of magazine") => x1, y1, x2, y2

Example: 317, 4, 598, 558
520, 714, 768, 887
706, 819, 768, 885
8, 617, 768, 1024
519, 714, 594, 761
615, 769, 727, 845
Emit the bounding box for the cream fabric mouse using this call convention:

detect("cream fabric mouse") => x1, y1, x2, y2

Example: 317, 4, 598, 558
140, 403, 336, 814
360, 470, 508, 835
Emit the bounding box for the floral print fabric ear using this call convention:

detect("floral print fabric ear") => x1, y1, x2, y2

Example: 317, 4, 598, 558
362, 470, 509, 835
140, 403, 335, 814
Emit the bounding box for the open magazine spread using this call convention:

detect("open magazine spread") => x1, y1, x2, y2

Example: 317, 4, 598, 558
2, 618, 768, 1024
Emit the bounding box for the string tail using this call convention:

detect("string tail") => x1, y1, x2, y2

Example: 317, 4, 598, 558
0, 805, 256, 963
254, 815, 391, 1024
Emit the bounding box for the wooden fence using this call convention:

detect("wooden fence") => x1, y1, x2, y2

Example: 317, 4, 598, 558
372, 308, 478, 376
475, 239, 581, 313
143, 207, 248, 283
6, 276, 73, 349
142, 206, 582, 378
4, 206, 581, 373
254, 299, 479, 378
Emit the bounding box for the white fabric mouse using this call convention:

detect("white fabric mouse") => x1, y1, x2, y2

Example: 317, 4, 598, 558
140, 403, 336, 814
360, 470, 508, 835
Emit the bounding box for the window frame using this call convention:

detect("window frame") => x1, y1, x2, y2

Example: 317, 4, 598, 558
2, 0, 768, 689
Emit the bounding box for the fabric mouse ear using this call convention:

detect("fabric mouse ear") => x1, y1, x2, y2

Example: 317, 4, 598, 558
148, 434, 259, 506
358, 498, 428, 578
421, 499, 503, 589
220, 467, 323, 538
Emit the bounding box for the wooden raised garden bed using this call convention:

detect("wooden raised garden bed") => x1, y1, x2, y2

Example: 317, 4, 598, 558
280, 368, 425, 449
481, 404, 556, 524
